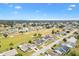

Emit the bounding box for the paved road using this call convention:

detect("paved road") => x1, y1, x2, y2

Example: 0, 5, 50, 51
32, 29, 78, 56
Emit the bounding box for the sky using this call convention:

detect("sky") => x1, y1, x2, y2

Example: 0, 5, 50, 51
0, 3, 79, 20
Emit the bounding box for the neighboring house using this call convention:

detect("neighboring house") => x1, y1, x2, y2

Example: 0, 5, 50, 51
43, 35, 54, 41
59, 31, 67, 36
18, 43, 30, 52
67, 37, 77, 44
62, 42, 75, 48
0, 49, 18, 56
54, 37, 77, 55
34, 39, 45, 45
54, 45, 69, 55
61, 37, 77, 48
18, 27, 28, 33
7, 28, 18, 34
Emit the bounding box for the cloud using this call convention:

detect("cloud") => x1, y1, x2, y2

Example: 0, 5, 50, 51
68, 8, 73, 11
68, 4, 76, 11
69, 4, 76, 8
14, 6, 22, 10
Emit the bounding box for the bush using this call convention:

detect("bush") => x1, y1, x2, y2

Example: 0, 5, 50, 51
9, 43, 14, 46
28, 40, 32, 43
0, 45, 1, 48
10, 47, 14, 50
16, 53, 23, 56
33, 33, 37, 36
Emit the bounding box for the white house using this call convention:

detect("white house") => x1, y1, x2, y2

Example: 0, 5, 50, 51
18, 43, 29, 52
61, 37, 77, 48
67, 37, 77, 44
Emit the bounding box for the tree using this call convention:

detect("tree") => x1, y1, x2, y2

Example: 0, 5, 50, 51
66, 31, 70, 33
63, 38, 67, 42
10, 47, 14, 50
9, 43, 14, 46
51, 47, 54, 50
53, 44, 56, 47
38, 33, 42, 38
3, 33, 8, 38
28, 40, 32, 43
19, 31, 24, 33
23, 24, 26, 27
33, 33, 37, 37
52, 30, 55, 34
0, 45, 1, 48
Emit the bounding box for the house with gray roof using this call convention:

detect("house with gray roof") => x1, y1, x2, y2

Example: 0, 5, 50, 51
54, 45, 69, 55
34, 39, 45, 45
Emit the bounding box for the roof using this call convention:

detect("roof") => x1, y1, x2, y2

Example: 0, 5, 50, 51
35, 39, 44, 45
19, 43, 29, 52
61, 41, 76, 48
61, 45, 69, 52
0, 49, 18, 56
55, 45, 69, 54
44, 35, 53, 40
67, 37, 77, 43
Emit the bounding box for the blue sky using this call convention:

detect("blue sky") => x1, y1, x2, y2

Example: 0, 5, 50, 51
0, 3, 79, 20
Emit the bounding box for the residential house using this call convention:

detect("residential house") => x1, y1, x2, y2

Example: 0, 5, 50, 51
18, 43, 30, 52
34, 39, 45, 45
54, 45, 69, 55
